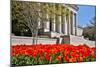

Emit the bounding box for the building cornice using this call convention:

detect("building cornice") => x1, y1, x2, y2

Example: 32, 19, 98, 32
66, 5, 79, 11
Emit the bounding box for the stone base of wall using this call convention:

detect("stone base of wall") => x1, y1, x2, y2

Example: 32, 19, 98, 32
69, 35, 95, 47
11, 35, 95, 47
11, 36, 57, 45
60, 35, 95, 47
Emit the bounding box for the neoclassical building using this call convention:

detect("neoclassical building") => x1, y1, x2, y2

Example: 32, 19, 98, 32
37, 4, 83, 37
11, 2, 95, 46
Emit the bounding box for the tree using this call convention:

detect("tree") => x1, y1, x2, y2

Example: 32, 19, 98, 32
89, 17, 96, 27
83, 16, 96, 40
12, 1, 70, 44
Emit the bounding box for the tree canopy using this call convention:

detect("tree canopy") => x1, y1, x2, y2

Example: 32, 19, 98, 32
83, 16, 96, 40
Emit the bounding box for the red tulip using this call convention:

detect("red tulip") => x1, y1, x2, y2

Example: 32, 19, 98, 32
64, 55, 69, 61
56, 55, 62, 61
69, 57, 77, 63
11, 44, 96, 63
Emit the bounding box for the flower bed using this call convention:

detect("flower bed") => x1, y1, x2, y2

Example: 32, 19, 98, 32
11, 44, 96, 66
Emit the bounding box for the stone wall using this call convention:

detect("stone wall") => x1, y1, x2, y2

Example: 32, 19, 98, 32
11, 36, 57, 45
11, 36, 95, 47
76, 27, 83, 36
70, 35, 95, 47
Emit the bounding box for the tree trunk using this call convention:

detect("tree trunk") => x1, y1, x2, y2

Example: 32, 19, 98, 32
35, 29, 38, 45
32, 32, 35, 44
21, 30, 24, 36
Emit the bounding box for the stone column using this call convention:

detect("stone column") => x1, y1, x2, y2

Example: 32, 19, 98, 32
74, 13, 77, 36
50, 4, 56, 32
65, 17, 68, 35
59, 5, 62, 34
55, 15, 62, 33
62, 15, 67, 34
46, 13, 50, 29
66, 9, 69, 35
49, 15, 55, 32
72, 12, 75, 35
55, 15, 59, 33
68, 10, 71, 35
71, 11, 73, 35
58, 15, 62, 33
42, 6, 50, 32
64, 15, 68, 35
53, 15, 56, 32
61, 16, 64, 34
55, 4, 62, 34
61, 6, 66, 34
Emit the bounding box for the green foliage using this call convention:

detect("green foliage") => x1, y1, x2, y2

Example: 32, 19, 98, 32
83, 16, 96, 41
12, 54, 95, 66
12, 55, 35, 66
83, 33, 96, 41
85, 56, 96, 62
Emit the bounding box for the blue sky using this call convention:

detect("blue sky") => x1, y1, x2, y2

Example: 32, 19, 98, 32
77, 5, 96, 27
